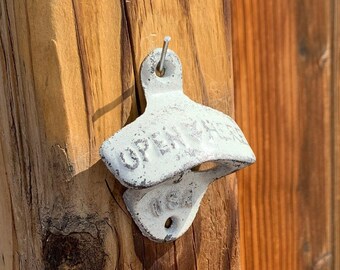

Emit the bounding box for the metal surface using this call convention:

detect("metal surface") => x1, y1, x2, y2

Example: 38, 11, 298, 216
100, 48, 256, 242
156, 36, 171, 76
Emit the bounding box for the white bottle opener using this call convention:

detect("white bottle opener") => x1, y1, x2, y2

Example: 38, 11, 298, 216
100, 37, 255, 242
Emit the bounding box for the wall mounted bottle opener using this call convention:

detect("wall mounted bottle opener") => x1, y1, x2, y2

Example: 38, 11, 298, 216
100, 37, 255, 242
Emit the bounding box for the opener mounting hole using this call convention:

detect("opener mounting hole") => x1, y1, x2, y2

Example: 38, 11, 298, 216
156, 65, 166, 77
155, 61, 176, 78
164, 217, 173, 229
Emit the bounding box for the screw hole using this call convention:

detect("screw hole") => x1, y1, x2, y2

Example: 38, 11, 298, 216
156, 64, 166, 77
164, 217, 173, 229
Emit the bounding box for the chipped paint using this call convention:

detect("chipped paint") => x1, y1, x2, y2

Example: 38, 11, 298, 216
100, 49, 255, 242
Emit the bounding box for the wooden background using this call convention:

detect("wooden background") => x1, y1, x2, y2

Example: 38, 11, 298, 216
233, 0, 339, 269
0, 0, 338, 269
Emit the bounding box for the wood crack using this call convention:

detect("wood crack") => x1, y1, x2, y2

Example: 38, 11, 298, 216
191, 225, 199, 270
71, 0, 94, 162
121, 0, 142, 116
104, 179, 131, 221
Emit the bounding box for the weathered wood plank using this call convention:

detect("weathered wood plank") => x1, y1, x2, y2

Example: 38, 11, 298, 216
0, 0, 140, 269
232, 0, 334, 269
124, 0, 238, 269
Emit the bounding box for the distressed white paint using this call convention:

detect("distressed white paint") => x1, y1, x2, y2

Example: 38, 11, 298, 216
100, 49, 255, 242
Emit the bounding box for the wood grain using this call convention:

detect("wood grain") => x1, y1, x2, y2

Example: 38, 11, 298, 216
0, 137, 16, 269
232, 0, 335, 269
0, 0, 140, 269
333, 0, 340, 268
2, 0, 337, 269
0, 0, 238, 269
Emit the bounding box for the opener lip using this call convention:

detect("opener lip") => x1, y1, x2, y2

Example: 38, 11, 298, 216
100, 147, 255, 190
99, 101, 256, 189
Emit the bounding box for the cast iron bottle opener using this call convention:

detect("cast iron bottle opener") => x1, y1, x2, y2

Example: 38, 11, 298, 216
100, 37, 256, 242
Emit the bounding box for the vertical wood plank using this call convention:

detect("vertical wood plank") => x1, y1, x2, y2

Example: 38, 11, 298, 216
0, 0, 141, 268
333, 0, 340, 268
124, 0, 239, 269
232, 0, 334, 269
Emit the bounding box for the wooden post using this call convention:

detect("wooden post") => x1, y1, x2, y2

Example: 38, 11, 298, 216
0, 0, 238, 269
